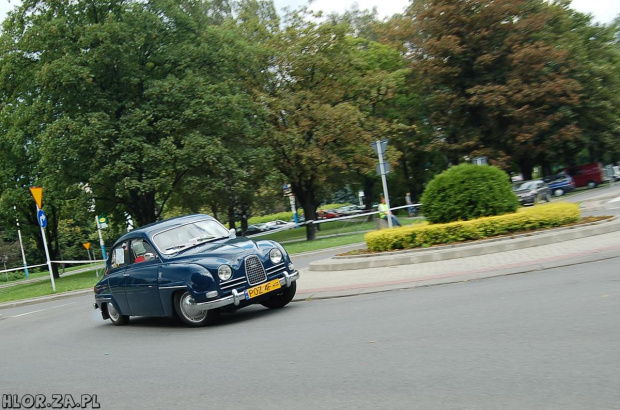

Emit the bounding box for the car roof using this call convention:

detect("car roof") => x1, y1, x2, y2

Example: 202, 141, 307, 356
114, 214, 216, 244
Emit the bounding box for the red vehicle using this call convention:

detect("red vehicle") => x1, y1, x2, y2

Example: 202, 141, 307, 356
317, 209, 342, 219
559, 162, 604, 189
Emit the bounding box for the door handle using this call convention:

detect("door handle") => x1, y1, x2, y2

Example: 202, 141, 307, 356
123, 273, 130, 277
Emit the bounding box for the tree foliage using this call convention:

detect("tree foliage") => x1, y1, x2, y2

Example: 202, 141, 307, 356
0, 0, 618, 261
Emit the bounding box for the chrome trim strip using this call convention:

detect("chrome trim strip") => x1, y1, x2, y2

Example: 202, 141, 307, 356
265, 263, 285, 273
158, 285, 187, 290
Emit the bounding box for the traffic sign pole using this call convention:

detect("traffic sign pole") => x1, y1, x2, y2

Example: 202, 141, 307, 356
373, 140, 393, 228
36, 204, 56, 292
96, 216, 107, 261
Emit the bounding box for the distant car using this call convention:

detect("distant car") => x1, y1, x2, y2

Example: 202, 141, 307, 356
264, 219, 296, 230
244, 223, 270, 236
317, 209, 342, 219
513, 180, 551, 205
609, 165, 620, 182
335, 205, 364, 216
543, 174, 575, 197
93, 214, 299, 327
559, 162, 604, 188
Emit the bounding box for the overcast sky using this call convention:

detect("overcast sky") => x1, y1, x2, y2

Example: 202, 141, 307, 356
1, 0, 619, 27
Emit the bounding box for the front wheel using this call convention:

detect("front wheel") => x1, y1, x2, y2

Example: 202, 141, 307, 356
174, 291, 220, 327
261, 282, 296, 309
106, 302, 129, 326
554, 189, 564, 197
587, 180, 597, 189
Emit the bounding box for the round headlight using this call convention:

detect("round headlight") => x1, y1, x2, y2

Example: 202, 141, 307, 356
218, 265, 232, 281
270, 248, 283, 264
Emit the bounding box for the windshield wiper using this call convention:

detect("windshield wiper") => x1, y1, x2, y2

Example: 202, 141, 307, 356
165, 244, 190, 252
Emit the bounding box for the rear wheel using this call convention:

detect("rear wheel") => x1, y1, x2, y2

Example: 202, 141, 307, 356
587, 180, 597, 189
174, 291, 220, 327
106, 302, 129, 326
261, 282, 296, 309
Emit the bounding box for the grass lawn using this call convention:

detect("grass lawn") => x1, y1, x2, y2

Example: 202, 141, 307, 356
0, 270, 102, 304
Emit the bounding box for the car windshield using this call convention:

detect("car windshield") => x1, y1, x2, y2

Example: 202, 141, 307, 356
152, 219, 230, 255
514, 181, 536, 191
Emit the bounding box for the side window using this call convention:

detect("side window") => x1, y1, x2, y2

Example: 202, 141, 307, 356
130, 239, 156, 264
110, 242, 129, 269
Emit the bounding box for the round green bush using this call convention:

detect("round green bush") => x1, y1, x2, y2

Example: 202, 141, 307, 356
420, 164, 519, 224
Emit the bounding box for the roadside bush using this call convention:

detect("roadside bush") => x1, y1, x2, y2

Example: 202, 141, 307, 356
365, 202, 580, 252
420, 164, 519, 224
248, 212, 297, 225
0, 270, 27, 283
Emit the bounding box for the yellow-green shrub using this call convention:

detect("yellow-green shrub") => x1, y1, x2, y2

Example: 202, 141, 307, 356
365, 202, 580, 252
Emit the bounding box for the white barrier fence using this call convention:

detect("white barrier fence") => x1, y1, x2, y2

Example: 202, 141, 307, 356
0, 259, 105, 282
246, 203, 421, 238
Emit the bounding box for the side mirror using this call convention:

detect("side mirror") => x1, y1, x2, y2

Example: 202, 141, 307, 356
229, 228, 237, 238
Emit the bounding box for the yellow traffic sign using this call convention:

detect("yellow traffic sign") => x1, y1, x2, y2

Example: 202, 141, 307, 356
30, 186, 43, 209
83, 242, 91, 250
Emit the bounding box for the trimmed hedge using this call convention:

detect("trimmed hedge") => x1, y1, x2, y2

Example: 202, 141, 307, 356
364, 202, 580, 252
420, 164, 519, 223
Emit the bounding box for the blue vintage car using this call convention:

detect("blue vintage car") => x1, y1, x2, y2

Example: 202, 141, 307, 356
93, 214, 299, 327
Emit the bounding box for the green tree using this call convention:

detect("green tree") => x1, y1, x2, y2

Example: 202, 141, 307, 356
0, 0, 267, 229
403, 0, 583, 179
265, 11, 383, 240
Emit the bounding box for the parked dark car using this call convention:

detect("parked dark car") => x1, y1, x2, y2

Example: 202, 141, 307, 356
513, 180, 551, 205
543, 174, 575, 197
93, 214, 299, 327
244, 223, 270, 236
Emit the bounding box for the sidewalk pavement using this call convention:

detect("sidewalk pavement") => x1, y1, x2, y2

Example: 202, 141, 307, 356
2, 211, 619, 311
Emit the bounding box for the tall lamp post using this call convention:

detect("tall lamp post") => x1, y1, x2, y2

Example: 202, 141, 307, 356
14, 205, 29, 278
2, 255, 7, 282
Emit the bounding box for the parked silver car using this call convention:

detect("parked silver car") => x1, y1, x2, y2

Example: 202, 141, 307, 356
513, 180, 551, 205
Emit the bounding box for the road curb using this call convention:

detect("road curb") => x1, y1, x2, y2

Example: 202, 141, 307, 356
309, 217, 620, 271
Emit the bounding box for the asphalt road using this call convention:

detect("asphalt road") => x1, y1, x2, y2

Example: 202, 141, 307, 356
1, 257, 618, 410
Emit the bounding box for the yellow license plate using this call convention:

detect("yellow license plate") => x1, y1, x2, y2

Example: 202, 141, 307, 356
244, 279, 281, 300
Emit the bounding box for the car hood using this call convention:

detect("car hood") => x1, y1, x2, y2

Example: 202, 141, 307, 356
164, 237, 276, 266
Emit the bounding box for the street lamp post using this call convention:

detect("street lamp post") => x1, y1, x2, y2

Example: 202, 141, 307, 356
14, 205, 29, 278
2, 255, 7, 282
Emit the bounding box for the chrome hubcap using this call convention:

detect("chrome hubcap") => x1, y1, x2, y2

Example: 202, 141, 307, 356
107, 303, 120, 321
181, 293, 207, 322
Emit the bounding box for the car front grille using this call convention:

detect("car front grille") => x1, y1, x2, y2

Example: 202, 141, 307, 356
245, 255, 267, 285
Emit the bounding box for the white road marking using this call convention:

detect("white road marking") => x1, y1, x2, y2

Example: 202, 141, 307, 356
10, 302, 77, 318
608, 197, 620, 203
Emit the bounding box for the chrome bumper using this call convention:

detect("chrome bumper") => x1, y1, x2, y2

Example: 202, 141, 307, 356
194, 270, 300, 311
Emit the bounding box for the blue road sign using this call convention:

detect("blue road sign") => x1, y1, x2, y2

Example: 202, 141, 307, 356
37, 209, 47, 228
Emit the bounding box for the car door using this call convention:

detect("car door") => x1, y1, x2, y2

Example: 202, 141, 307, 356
124, 238, 164, 317
107, 241, 131, 315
